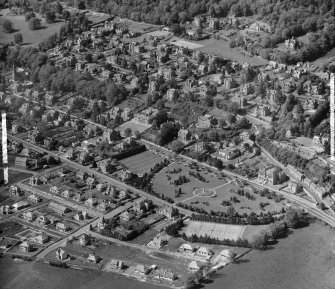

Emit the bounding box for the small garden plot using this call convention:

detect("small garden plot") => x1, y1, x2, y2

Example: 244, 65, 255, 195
15, 228, 38, 239
120, 151, 165, 174
181, 221, 246, 241
152, 162, 225, 201
0, 222, 24, 238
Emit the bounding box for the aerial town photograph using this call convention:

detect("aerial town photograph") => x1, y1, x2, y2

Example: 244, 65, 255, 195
0, 0, 334, 289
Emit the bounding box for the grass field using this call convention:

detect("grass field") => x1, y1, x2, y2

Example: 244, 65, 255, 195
119, 151, 165, 174
206, 221, 335, 289
169, 36, 267, 66
181, 221, 246, 241
117, 121, 150, 135
0, 9, 64, 46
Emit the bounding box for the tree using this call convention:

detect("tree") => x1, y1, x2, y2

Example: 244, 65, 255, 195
2, 20, 14, 33
29, 17, 41, 30
184, 275, 197, 289
45, 11, 56, 23
171, 140, 184, 153
14, 33, 23, 45
62, 10, 70, 21
124, 128, 132, 137
78, 1, 85, 11
251, 231, 269, 249
25, 12, 36, 22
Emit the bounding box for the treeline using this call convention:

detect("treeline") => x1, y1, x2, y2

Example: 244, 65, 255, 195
165, 218, 183, 237
38, 65, 127, 105
125, 160, 174, 203
258, 139, 308, 170
113, 144, 146, 160
190, 209, 282, 226
182, 233, 251, 248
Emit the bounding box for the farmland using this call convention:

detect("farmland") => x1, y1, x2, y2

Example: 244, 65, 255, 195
0, 9, 65, 46
181, 221, 246, 241
120, 151, 165, 174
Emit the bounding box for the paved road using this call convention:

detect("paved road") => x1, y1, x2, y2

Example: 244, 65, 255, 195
36, 201, 135, 260
8, 135, 191, 217
8, 129, 335, 227
140, 139, 335, 227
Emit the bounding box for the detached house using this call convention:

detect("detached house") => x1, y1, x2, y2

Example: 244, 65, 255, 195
196, 246, 213, 259
178, 129, 192, 142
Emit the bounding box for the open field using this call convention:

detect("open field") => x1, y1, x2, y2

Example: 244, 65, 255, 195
171, 39, 204, 49
117, 121, 150, 135
206, 221, 335, 289
0, 222, 333, 289
152, 162, 225, 201
169, 37, 267, 66
0, 258, 159, 289
120, 151, 165, 174
0, 9, 65, 46
181, 221, 246, 241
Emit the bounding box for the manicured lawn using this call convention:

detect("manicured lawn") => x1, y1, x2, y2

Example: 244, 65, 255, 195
0, 9, 65, 46
182, 180, 286, 215
152, 162, 225, 201
119, 151, 165, 174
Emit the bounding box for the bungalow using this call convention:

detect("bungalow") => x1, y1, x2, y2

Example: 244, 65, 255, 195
12, 201, 29, 211
56, 222, 70, 232
179, 243, 194, 253
196, 247, 213, 259
20, 241, 32, 252
153, 269, 176, 281
188, 261, 201, 272
48, 202, 70, 215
